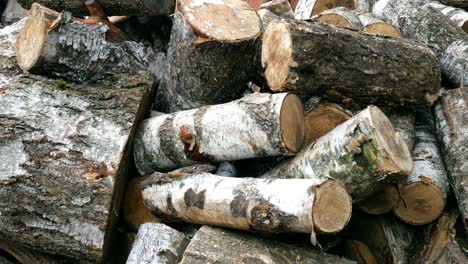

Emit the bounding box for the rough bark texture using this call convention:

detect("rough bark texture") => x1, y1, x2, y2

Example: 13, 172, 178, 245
126, 223, 189, 264
0, 20, 154, 262
260, 0, 295, 18
135, 93, 304, 174
353, 0, 377, 13
434, 87, 468, 231
154, 6, 260, 112
261, 19, 441, 110
263, 106, 413, 202
426, 1, 468, 33
374, 0, 468, 87
180, 226, 356, 264
384, 110, 416, 151
141, 170, 351, 236
357, 13, 401, 37
294, 0, 355, 18
16, 0, 174, 16
317, 7, 363, 30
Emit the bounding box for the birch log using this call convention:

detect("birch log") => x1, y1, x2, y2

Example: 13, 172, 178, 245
434, 87, 468, 231
16, 0, 174, 16
358, 13, 401, 37
154, 1, 261, 112
357, 185, 400, 214
263, 106, 413, 202
425, 1, 468, 33
126, 223, 189, 264
294, 0, 355, 19
316, 7, 363, 30
394, 112, 450, 225
374, 0, 468, 87
141, 171, 352, 235
16, 4, 156, 83
353, 0, 377, 13
135, 93, 305, 174
383, 110, 416, 151
260, 0, 295, 18
180, 226, 356, 264
261, 19, 441, 109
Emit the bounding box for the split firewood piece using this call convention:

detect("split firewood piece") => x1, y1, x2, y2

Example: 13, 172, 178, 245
357, 13, 401, 37
357, 185, 400, 215
260, 0, 295, 19
434, 87, 468, 232
135, 93, 304, 174
263, 106, 413, 202
179, 226, 356, 264
425, 1, 468, 33
126, 223, 189, 264
374, 0, 468, 87
154, 1, 261, 112
439, 0, 468, 9
16, 0, 174, 16
316, 7, 363, 30
344, 240, 377, 264
141, 171, 352, 235
0, 240, 64, 264
294, 0, 355, 19
394, 112, 450, 225
353, 0, 377, 14
261, 19, 440, 109
16, 3, 156, 82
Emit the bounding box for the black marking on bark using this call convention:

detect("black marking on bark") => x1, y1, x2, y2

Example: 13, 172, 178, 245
193, 106, 209, 141
158, 116, 181, 166
230, 193, 249, 217
184, 188, 206, 209
249, 199, 297, 233
166, 194, 177, 217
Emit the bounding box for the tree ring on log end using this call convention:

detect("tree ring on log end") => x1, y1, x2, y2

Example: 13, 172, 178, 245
311, 0, 355, 16
262, 20, 292, 91
317, 13, 352, 28
178, 0, 261, 42
363, 23, 401, 38
393, 182, 445, 225
280, 93, 305, 153
313, 179, 352, 234
16, 4, 48, 71
370, 106, 413, 175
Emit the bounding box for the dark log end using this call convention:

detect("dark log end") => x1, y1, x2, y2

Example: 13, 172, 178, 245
280, 93, 305, 152
358, 185, 400, 215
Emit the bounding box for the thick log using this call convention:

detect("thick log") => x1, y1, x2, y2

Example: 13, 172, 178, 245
16, 0, 174, 16
16, 4, 155, 83
126, 223, 189, 264
358, 13, 401, 37
263, 106, 413, 202
135, 93, 305, 174
426, 1, 468, 33
357, 185, 400, 214
394, 112, 450, 225
0, 20, 154, 262
154, 1, 261, 112
261, 19, 441, 109
434, 87, 468, 231
316, 7, 363, 29
344, 240, 377, 264
294, 0, 355, 19
141, 170, 352, 235
261, 0, 295, 18
374, 0, 468, 87
180, 226, 356, 263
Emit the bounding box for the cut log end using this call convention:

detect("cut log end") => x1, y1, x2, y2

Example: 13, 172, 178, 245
178, 0, 261, 42
394, 182, 446, 225
313, 179, 352, 234
310, 0, 355, 16
363, 23, 401, 38
317, 13, 353, 28
370, 106, 413, 175
280, 93, 305, 152
358, 185, 400, 215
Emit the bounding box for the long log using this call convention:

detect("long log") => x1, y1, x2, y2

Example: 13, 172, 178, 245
135, 93, 305, 174
154, 1, 261, 112
126, 223, 189, 264
374, 0, 468, 87
262, 106, 413, 202
0, 20, 154, 262
426, 1, 468, 33
316, 7, 363, 30
434, 87, 468, 231
358, 13, 401, 37
180, 226, 356, 263
294, 0, 355, 19
261, 19, 441, 109
141, 170, 352, 235
16, 0, 174, 16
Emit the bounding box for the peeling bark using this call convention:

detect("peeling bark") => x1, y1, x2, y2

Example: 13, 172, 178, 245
316, 7, 363, 30
383, 110, 416, 151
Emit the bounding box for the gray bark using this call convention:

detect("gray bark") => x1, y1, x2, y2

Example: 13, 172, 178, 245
384, 110, 416, 151
16, 0, 174, 16
426, 1, 468, 33
126, 223, 189, 264
260, 0, 295, 18
353, 0, 378, 13
180, 225, 356, 264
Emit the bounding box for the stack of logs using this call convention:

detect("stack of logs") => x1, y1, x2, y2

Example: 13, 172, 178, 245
0, 0, 467, 263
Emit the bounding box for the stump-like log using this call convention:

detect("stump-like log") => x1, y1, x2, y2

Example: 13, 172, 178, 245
154, 1, 261, 112
358, 13, 401, 37
261, 19, 440, 109
16, 4, 156, 83
426, 1, 468, 33
141, 171, 352, 235
344, 240, 377, 264
135, 93, 305, 174
394, 112, 449, 225
317, 7, 363, 29
374, 0, 468, 87
357, 185, 400, 215
180, 226, 356, 264
126, 223, 189, 264
294, 0, 355, 19
260, 0, 295, 18
17, 0, 174, 16
263, 106, 413, 202
434, 87, 468, 231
